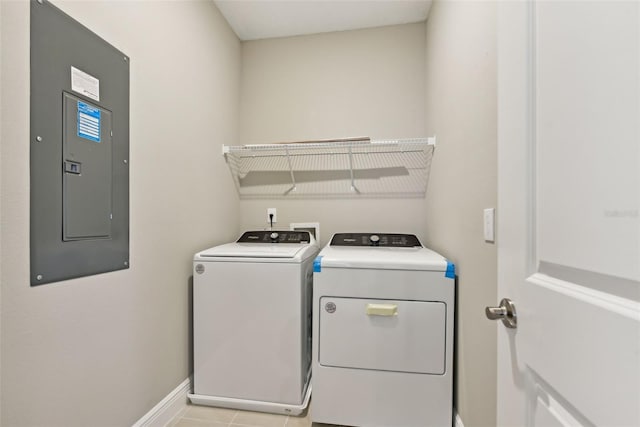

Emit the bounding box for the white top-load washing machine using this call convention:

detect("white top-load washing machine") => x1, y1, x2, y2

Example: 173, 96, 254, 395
188, 230, 319, 415
312, 233, 455, 427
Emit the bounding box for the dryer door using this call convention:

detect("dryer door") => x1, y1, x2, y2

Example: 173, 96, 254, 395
318, 297, 446, 374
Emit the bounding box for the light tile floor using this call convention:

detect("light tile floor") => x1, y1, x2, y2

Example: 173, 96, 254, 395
167, 403, 343, 427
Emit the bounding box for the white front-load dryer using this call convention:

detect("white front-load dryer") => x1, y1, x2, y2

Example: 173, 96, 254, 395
312, 233, 456, 427
188, 230, 319, 415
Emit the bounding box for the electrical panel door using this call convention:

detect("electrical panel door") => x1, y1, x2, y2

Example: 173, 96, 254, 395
30, 0, 129, 285
62, 93, 113, 241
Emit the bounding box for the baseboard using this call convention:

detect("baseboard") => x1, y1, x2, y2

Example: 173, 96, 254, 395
188, 383, 311, 416
133, 377, 191, 427
455, 409, 464, 427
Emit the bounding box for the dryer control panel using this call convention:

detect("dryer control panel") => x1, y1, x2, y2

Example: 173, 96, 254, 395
237, 230, 312, 244
330, 233, 422, 247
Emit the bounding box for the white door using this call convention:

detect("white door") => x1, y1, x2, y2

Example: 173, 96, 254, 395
496, 1, 640, 426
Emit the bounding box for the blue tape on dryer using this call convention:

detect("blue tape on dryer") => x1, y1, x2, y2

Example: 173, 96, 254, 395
445, 261, 456, 279
314, 256, 323, 273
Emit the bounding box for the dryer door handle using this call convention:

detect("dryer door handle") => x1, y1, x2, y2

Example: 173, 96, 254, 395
366, 303, 398, 316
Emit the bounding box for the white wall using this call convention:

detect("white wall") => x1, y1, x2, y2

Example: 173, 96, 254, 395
0, 1, 240, 425
238, 23, 428, 244
424, 1, 498, 426
0, 3, 3, 424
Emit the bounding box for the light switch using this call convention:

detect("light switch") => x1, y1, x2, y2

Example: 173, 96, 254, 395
484, 208, 495, 243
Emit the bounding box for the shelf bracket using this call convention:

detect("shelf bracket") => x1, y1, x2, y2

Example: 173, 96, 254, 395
348, 146, 361, 194
283, 146, 297, 195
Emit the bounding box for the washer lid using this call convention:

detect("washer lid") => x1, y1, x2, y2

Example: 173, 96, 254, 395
317, 245, 448, 271
198, 242, 313, 259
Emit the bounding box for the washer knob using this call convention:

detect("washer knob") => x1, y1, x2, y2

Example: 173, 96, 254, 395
370, 234, 380, 245
270, 232, 279, 241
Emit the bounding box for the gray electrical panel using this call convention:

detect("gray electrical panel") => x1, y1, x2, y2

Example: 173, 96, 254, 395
30, 0, 129, 285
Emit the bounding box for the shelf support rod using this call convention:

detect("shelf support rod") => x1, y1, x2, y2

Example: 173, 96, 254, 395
283, 146, 297, 195
348, 147, 360, 194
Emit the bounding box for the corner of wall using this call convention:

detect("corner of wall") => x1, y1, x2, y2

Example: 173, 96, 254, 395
424, 1, 498, 426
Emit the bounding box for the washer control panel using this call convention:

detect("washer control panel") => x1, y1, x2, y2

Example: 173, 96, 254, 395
330, 233, 422, 247
237, 230, 312, 244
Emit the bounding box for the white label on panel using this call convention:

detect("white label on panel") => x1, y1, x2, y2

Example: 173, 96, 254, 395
71, 66, 100, 101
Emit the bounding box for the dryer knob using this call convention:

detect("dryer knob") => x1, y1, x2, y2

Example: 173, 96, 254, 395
270, 232, 279, 241
370, 234, 380, 245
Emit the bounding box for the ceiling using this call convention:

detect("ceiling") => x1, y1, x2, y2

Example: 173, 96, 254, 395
213, 0, 433, 41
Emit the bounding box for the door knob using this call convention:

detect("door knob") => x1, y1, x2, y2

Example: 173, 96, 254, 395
485, 298, 517, 329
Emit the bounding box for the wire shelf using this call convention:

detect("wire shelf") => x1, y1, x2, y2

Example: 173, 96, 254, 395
223, 137, 436, 199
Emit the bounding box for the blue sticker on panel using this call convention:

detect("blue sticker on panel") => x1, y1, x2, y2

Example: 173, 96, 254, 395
445, 261, 456, 279
313, 256, 323, 273
77, 101, 101, 142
